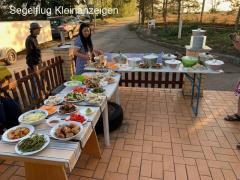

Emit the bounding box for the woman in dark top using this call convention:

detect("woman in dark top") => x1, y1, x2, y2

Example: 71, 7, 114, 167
74, 23, 102, 74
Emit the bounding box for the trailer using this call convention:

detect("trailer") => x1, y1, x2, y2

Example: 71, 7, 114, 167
0, 20, 52, 65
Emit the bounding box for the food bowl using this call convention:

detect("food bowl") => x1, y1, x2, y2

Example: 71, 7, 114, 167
128, 57, 142, 68
143, 54, 158, 66
50, 121, 83, 141
18, 110, 48, 126
112, 53, 128, 64
205, 59, 224, 71
46, 117, 63, 127
165, 60, 181, 69
181, 56, 198, 67
162, 53, 177, 65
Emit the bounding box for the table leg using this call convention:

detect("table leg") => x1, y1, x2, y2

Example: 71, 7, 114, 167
103, 100, 110, 146
191, 73, 196, 106
195, 74, 202, 116
82, 129, 101, 158
115, 87, 120, 105
24, 162, 67, 180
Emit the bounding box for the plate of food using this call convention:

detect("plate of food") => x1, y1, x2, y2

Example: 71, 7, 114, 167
85, 93, 104, 105
2, 125, 35, 143
72, 87, 87, 93
44, 96, 64, 106
99, 80, 108, 87
50, 121, 83, 141
15, 134, 50, 155
80, 107, 95, 116
18, 110, 48, 125
39, 105, 57, 116
64, 92, 85, 102
104, 76, 115, 84
83, 77, 100, 88
152, 63, 163, 69
65, 113, 87, 124
139, 63, 149, 69
46, 117, 63, 127
90, 87, 105, 95
58, 104, 78, 115
64, 81, 82, 87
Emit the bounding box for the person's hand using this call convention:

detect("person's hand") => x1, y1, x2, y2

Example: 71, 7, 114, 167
94, 49, 103, 56
83, 54, 91, 61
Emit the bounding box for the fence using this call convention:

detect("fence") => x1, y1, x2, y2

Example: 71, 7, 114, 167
1, 57, 64, 112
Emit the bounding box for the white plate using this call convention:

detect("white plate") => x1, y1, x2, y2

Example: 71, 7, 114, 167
64, 114, 88, 125
46, 117, 64, 127
64, 93, 85, 103
64, 81, 82, 87
100, 81, 108, 87
44, 96, 64, 106
80, 108, 95, 116
15, 134, 50, 156
18, 110, 48, 126
50, 121, 83, 141
57, 105, 78, 115
2, 125, 35, 143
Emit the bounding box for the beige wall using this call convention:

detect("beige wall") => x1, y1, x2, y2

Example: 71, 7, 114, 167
0, 20, 52, 52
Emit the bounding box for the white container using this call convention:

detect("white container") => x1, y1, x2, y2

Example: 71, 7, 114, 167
205, 59, 224, 71
128, 57, 142, 68
165, 59, 181, 69
143, 54, 158, 66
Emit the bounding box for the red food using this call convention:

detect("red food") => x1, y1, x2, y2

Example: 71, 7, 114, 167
72, 87, 87, 93
67, 114, 86, 123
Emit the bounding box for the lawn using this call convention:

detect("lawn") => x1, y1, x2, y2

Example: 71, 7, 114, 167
131, 23, 240, 56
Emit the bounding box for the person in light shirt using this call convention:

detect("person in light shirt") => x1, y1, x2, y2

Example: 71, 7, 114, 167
74, 23, 103, 74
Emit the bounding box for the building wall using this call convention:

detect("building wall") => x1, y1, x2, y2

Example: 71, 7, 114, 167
0, 20, 52, 52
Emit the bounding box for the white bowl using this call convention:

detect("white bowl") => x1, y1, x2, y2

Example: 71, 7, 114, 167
205, 59, 224, 71
50, 121, 83, 141
2, 124, 35, 143
128, 57, 142, 68
18, 110, 48, 126
44, 96, 64, 106
165, 59, 181, 69
46, 117, 63, 127
64, 81, 82, 87
162, 53, 177, 60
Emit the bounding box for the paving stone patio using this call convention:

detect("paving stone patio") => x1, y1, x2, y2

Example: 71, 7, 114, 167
1, 87, 240, 180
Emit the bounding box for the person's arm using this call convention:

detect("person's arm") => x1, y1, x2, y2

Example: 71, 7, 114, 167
75, 51, 90, 61
93, 49, 104, 56
74, 37, 90, 61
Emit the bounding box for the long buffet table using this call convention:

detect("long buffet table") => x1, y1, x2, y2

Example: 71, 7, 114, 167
85, 53, 224, 116
0, 72, 121, 180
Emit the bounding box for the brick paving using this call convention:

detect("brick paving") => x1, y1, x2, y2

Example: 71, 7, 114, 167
0, 87, 240, 180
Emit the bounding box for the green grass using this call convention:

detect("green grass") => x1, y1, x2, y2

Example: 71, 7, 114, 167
138, 24, 239, 56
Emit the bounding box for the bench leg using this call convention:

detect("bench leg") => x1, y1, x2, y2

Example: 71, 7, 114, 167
24, 162, 67, 180
82, 129, 101, 158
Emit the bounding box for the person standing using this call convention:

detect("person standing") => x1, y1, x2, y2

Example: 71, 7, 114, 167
25, 22, 42, 71
74, 23, 103, 74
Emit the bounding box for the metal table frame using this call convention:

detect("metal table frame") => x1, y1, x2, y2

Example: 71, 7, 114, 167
184, 73, 202, 116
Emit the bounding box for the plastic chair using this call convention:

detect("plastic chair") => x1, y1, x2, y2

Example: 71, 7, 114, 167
148, 19, 156, 29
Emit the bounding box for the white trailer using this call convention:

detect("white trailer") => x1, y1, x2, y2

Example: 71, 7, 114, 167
0, 20, 52, 65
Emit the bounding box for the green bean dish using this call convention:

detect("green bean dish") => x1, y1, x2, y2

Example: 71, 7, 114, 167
17, 134, 46, 153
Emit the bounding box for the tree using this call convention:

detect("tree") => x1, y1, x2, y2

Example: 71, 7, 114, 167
112, 0, 136, 17
200, 0, 205, 24
0, 0, 79, 20
235, 5, 240, 30
162, 0, 168, 29
209, 0, 224, 12
177, 0, 181, 24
